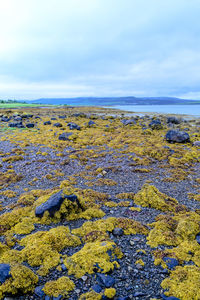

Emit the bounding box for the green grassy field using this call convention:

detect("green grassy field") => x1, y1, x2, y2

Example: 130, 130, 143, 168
0, 102, 46, 108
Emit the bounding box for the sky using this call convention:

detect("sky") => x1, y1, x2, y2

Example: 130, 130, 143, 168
0, 0, 200, 100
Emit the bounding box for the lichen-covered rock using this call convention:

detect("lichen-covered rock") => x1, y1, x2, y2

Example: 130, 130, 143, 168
165, 130, 190, 143
35, 190, 81, 218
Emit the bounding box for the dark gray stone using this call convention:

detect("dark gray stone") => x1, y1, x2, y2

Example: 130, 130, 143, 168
53, 122, 62, 127
112, 228, 124, 236
96, 273, 115, 288
196, 233, 200, 244
193, 141, 200, 147
163, 257, 179, 270
0, 264, 11, 284
58, 132, 73, 141
26, 123, 35, 128
166, 130, 190, 143
167, 117, 181, 124
88, 120, 96, 127
34, 286, 45, 297
92, 284, 102, 293
67, 122, 81, 130
161, 294, 180, 300
44, 121, 51, 125
35, 190, 81, 218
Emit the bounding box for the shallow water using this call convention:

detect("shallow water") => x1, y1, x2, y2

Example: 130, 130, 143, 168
107, 104, 200, 116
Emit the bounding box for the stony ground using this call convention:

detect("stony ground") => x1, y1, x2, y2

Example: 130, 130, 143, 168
0, 106, 199, 300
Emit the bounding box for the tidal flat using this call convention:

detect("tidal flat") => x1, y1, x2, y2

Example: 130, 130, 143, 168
0, 106, 199, 300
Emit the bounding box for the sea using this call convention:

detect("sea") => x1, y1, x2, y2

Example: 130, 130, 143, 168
106, 104, 200, 117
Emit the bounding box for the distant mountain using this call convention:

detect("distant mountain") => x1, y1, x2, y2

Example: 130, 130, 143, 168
20, 96, 200, 106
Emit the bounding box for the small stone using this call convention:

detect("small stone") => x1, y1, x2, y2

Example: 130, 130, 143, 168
133, 291, 146, 297
193, 141, 200, 147
61, 264, 67, 271
129, 240, 135, 246
75, 289, 81, 294
44, 121, 51, 125
81, 275, 88, 281
34, 286, 45, 297
112, 228, 124, 236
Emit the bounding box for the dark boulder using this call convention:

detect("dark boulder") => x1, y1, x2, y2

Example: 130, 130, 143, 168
0, 264, 11, 284
35, 190, 82, 218
44, 121, 51, 125
166, 130, 190, 143
26, 123, 35, 128
58, 132, 73, 141
149, 119, 162, 130
167, 117, 181, 124
53, 122, 62, 127
67, 122, 81, 130
58, 115, 66, 119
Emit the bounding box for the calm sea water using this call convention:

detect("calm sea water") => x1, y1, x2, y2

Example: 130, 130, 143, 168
107, 105, 200, 116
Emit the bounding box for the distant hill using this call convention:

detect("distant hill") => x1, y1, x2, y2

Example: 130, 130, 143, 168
20, 96, 200, 106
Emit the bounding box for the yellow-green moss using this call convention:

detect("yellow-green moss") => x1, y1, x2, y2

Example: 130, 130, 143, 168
161, 265, 200, 300
64, 240, 122, 278
104, 288, 116, 298
134, 184, 184, 212
43, 276, 75, 297
79, 290, 102, 300
20, 226, 81, 275
0, 264, 38, 299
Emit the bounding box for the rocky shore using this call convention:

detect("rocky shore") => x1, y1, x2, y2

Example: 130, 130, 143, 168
0, 106, 199, 300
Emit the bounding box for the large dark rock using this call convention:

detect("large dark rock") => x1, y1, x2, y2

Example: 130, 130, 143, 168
0, 264, 11, 284
58, 132, 73, 141
88, 120, 96, 127
53, 122, 62, 127
166, 130, 190, 143
44, 121, 51, 125
167, 117, 181, 124
67, 122, 81, 130
35, 190, 81, 218
149, 119, 162, 130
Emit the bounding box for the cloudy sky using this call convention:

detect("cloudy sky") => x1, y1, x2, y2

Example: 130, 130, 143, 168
0, 0, 200, 99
